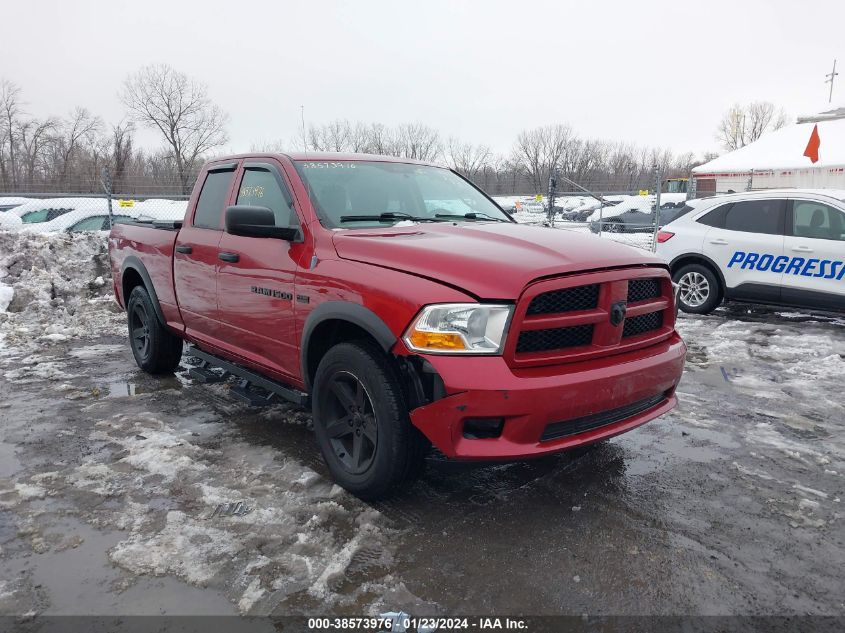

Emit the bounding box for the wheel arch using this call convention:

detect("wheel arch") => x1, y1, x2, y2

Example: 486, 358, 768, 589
120, 256, 167, 326
669, 253, 727, 298
301, 302, 398, 392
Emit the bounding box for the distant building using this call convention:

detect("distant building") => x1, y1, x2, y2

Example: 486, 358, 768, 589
692, 106, 845, 196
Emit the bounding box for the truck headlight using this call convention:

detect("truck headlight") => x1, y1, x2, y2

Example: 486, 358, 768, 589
403, 304, 514, 354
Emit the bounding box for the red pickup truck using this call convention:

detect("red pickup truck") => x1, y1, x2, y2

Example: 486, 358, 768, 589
108, 153, 686, 499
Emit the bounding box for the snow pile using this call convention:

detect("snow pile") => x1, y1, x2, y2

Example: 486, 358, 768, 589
0, 231, 123, 353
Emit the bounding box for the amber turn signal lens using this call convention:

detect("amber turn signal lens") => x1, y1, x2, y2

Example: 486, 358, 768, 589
407, 330, 467, 351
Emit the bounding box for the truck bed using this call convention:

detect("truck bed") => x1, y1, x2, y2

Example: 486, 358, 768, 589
108, 222, 184, 332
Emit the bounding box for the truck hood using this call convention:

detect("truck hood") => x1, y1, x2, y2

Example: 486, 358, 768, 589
331, 222, 664, 299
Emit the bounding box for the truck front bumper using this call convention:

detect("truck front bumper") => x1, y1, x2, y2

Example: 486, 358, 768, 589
408, 333, 686, 459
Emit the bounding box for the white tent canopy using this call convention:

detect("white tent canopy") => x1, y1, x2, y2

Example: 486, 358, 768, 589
693, 107, 845, 174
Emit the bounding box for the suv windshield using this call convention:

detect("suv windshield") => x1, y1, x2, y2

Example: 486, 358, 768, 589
293, 160, 512, 228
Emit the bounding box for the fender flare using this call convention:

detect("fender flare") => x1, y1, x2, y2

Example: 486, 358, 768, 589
120, 256, 167, 326
300, 301, 397, 389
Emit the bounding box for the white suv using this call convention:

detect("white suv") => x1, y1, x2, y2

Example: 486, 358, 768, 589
657, 189, 845, 314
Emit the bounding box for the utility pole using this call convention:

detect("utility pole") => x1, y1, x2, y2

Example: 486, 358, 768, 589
101, 166, 114, 229
825, 59, 838, 104
651, 164, 662, 253
300, 105, 307, 156
547, 168, 558, 227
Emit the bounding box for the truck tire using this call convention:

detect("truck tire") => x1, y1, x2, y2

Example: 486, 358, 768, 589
673, 264, 721, 314
126, 285, 183, 374
312, 341, 427, 500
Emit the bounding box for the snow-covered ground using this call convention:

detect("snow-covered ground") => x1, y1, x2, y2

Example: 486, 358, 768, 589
0, 229, 843, 617
0, 229, 421, 615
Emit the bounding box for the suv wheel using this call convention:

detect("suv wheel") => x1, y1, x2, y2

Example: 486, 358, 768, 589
312, 341, 427, 500
673, 264, 721, 314
126, 285, 183, 373
606, 221, 624, 233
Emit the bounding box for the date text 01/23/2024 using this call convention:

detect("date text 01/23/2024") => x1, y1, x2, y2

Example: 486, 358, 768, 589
307, 616, 529, 631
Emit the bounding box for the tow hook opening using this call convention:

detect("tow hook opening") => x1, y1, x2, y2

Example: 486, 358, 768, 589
463, 417, 505, 440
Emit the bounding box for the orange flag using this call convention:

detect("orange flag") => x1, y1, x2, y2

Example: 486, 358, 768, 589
803, 124, 821, 163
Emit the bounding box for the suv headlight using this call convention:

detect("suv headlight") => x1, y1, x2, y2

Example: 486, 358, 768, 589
403, 304, 514, 354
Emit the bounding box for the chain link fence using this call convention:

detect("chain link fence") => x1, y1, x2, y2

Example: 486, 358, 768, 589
0, 193, 188, 233
492, 167, 691, 251
0, 166, 688, 253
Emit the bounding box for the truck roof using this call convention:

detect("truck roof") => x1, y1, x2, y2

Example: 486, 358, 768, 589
207, 152, 436, 167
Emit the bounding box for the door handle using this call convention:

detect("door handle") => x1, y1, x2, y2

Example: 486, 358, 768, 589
791, 245, 813, 253
218, 252, 240, 263
175, 244, 192, 254
708, 238, 729, 245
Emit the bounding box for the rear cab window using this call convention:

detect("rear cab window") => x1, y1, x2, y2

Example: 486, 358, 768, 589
192, 168, 236, 229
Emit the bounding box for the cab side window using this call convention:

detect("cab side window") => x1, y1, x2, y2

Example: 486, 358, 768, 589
193, 169, 235, 229
792, 201, 845, 241
236, 168, 299, 228
723, 199, 784, 235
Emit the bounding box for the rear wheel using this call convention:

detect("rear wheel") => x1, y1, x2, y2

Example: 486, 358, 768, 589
312, 341, 427, 499
126, 285, 183, 374
673, 264, 721, 314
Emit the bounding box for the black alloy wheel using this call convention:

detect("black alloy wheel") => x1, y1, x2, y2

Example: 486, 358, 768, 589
323, 370, 379, 475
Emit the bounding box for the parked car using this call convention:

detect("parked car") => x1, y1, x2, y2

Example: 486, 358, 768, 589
657, 189, 845, 314
109, 152, 686, 499
590, 201, 655, 233
0, 197, 30, 213
654, 199, 701, 226
9, 197, 109, 225
589, 197, 695, 233
562, 199, 621, 222
20, 208, 140, 233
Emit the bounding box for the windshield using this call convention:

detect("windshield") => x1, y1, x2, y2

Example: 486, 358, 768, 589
293, 160, 512, 228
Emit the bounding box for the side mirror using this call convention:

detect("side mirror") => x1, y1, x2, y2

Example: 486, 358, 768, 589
224, 205, 298, 240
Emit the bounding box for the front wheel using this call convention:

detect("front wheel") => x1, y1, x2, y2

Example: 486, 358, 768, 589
312, 341, 427, 500
126, 285, 183, 373
673, 264, 721, 314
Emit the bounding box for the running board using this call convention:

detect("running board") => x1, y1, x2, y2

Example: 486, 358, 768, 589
186, 347, 309, 408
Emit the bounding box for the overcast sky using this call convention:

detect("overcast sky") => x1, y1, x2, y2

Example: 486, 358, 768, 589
4, 0, 844, 159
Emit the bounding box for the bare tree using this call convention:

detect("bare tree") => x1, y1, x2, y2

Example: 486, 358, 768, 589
110, 121, 135, 193
716, 101, 788, 151
305, 119, 351, 152
120, 64, 229, 194
56, 107, 103, 185
511, 124, 577, 193
0, 79, 23, 188
446, 138, 491, 181
17, 117, 57, 184
365, 123, 396, 156
393, 123, 442, 161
